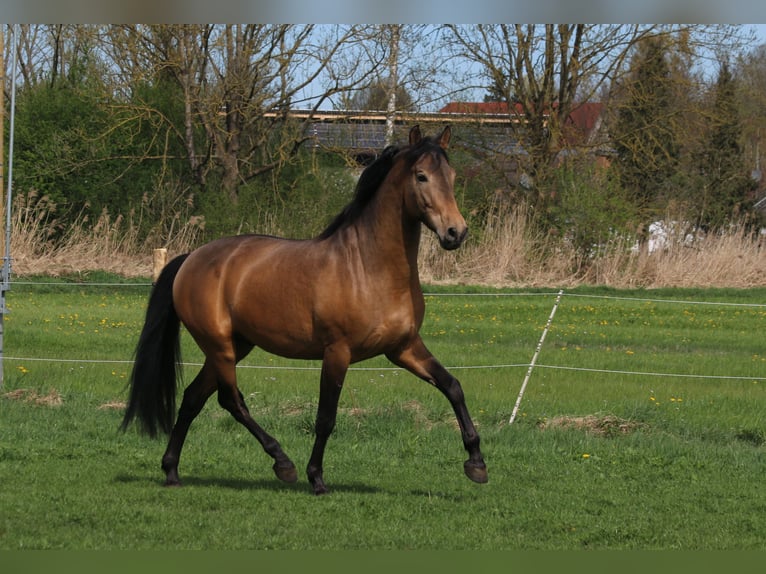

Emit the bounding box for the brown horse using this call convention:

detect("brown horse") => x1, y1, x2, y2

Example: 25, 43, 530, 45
121, 125, 488, 494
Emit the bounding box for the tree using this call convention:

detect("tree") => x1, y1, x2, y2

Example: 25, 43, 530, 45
11, 26, 162, 217
8, 23, 758, 233
736, 42, 766, 199
104, 25, 386, 203
339, 25, 437, 146
440, 26, 749, 211
696, 61, 756, 227
346, 80, 413, 112
610, 36, 680, 213
608, 28, 757, 227
441, 24, 655, 210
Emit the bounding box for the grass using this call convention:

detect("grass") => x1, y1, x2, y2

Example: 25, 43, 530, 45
1, 281, 765, 549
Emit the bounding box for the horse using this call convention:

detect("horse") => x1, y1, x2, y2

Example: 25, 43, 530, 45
121, 125, 488, 495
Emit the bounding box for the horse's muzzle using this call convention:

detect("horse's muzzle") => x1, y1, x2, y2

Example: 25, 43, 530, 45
439, 226, 468, 250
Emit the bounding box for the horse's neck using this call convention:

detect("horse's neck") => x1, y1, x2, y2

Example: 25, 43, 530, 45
351, 184, 422, 281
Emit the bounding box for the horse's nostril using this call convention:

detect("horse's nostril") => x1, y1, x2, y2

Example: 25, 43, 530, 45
440, 226, 467, 250
449, 226, 468, 242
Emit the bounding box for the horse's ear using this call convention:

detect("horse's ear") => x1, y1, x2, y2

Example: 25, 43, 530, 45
438, 125, 451, 150
409, 125, 422, 145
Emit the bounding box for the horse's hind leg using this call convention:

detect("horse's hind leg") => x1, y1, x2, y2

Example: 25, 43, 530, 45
161, 365, 217, 486
212, 355, 298, 483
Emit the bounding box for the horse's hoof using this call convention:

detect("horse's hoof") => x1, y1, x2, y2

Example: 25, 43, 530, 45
273, 461, 298, 483
312, 483, 330, 496
309, 475, 330, 495
464, 460, 488, 484
164, 479, 182, 487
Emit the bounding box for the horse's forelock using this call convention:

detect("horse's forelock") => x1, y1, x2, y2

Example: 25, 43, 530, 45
402, 136, 449, 165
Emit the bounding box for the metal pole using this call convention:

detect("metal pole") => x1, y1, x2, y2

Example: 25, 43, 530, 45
1, 25, 17, 390
509, 289, 565, 424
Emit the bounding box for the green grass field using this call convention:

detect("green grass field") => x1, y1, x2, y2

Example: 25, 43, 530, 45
1, 280, 765, 549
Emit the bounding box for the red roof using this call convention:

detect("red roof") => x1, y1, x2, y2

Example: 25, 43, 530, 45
564, 102, 603, 134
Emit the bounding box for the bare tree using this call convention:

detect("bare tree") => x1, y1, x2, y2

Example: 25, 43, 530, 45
105, 25, 386, 202
736, 42, 766, 197
384, 24, 400, 146
441, 26, 654, 194
10, 25, 79, 87
439, 25, 747, 208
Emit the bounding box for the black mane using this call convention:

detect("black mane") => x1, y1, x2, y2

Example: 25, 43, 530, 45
317, 145, 400, 239
317, 136, 448, 239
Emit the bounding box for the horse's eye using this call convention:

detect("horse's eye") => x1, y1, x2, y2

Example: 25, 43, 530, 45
416, 173, 428, 183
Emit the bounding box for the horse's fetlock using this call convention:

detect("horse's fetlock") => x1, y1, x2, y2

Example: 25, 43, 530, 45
161, 455, 177, 473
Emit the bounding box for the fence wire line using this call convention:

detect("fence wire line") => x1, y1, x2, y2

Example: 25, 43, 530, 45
10, 281, 153, 287
4, 355, 765, 382
4, 286, 764, 385
427, 291, 766, 308
9, 280, 766, 308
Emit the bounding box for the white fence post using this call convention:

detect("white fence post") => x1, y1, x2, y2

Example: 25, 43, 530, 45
509, 289, 565, 424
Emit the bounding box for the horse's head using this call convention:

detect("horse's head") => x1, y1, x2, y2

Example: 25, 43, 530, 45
403, 125, 468, 250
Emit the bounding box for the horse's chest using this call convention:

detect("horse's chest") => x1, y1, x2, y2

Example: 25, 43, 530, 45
313, 274, 422, 355
342, 300, 418, 358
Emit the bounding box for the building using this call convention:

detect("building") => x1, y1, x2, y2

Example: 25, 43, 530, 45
280, 101, 608, 168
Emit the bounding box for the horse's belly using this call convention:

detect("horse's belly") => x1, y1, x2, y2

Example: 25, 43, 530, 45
234, 299, 415, 363
233, 304, 325, 360
251, 332, 325, 361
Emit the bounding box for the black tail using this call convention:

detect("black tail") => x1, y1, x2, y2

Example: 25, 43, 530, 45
121, 254, 190, 438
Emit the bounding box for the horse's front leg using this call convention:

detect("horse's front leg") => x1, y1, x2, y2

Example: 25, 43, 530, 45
388, 337, 488, 484
306, 345, 351, 495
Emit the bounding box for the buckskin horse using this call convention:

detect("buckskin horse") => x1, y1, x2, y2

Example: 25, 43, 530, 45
121, 125, 488, 494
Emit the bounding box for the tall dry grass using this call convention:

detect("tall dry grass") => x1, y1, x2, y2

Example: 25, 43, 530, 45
3, 191, 204, 277
419, 202, 766, 288
3, 193, 765, 287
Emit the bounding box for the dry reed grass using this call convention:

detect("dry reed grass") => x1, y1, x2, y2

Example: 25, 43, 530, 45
3, 193, 765, 287
3, 191, 204, 278
420, 203, 766, 289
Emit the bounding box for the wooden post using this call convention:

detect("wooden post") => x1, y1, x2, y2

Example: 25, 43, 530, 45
152, 248, 168, 284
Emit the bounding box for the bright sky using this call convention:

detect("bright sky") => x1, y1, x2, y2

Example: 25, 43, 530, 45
749, 24, 766, 44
